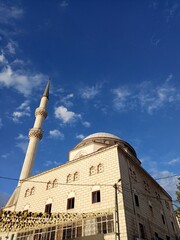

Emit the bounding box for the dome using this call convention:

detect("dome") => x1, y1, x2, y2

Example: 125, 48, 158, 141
83, 132, 121, 141
71, 132, 137, 159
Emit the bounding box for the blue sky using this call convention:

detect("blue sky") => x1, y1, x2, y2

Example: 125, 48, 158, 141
0, 0, 180, 208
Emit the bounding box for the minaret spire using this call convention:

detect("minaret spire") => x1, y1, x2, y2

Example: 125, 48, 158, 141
18, 81, 50, 185
42, 79, 50, 99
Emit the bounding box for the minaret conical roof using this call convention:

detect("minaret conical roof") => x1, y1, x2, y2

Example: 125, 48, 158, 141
42, 80, 50, 99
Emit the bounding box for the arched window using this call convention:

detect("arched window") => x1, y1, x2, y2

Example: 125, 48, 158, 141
90, 166, 96, 176
30, 187, 35, 195
25, 189, 30, 197
46, 181, 52, 190
74, 172, 79, 181
53, 179, 58, 188
67, 174, 72, 183
97, 163, 104, 173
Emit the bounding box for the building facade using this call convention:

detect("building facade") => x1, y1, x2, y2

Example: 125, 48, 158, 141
0, 83, 179, 240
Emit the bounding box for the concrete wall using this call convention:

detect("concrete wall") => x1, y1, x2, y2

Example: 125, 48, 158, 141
117, 147, 179, 240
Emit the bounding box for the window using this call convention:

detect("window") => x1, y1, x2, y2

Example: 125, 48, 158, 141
67, 174, 72, 183
171, 221, 174, 231
74, 172, 79, 181
155, 191, 160, 200
30, 187, 35, 195
92, 190, 101, 203
53, 179, 58, 188
129, 167, 137, 181
134, 194, 139, 207
10, 234, 14, 240
46, 181, 52, 190
45, 203, 52, 214
97, 163, 103, 173
139, 223, 145, 238
24, 189, 30, 197
96, 215, 114, 234
165, 200, 170, 209
143, 180, 150, 193
16, 214, 114, 240
90, 166, 96, 176
161, 214, 165, 224
67, 197, 75, 209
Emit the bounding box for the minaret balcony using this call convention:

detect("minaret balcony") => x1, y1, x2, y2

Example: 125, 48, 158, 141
28, 128, 44, 140
35, 107, 48, 118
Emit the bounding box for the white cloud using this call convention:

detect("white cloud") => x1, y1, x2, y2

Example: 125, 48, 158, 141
6, 40, 17, 55
60, 0, 69, 8
0, 53, 6, 63
82, 121, 91, 128
49, 129, 64, 139
15, 131, 29, 153
12, 100, 31, 122
44, 160, 61, 167
0, 3, 23, 24
76, 134, 85, 140
150, 35, 161, 47
0, 118, 2, 128
112, 76, 180, 114
61, 93, 74, 107
0, 65, 46, 96
1, 153, 11, 159
15, 134, 28, 140
44, 160, 52, 167
16, 141, 28, 153
150, 168, 179, 200
167, 157, 180, 165
80, 85, 101, 99
166, 3, 179, 22
112, 87, 131, 110
55, 106, 81, 124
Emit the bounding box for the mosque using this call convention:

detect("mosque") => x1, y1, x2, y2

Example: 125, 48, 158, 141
0, 82, 179, 240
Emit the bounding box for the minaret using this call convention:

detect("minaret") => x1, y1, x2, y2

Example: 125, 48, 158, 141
18, 81, 50, 185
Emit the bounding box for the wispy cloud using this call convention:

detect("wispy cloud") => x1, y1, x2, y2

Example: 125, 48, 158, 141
12, 100, 30, 122
15, 133, 28, 140
82, 121, 91, 128
44, 160, 61, 167
16, 141, 28, 153
167, 157, 180, 165
150, 169, 179, 200
112, 87, 131, 111
112, 75, 180, 114
54, 106, 81, 124
1, 152, 11, 159
76, 134, 85, 140
15, 132, 29, 153
59, 0, 69, 8
60, 93, 74, 107
165, 2, 179, 22
150, 35, 161, 47
49, 129, 64, 139
0, 3, 23, 25
80, 85, 101, 100
0, 52, 6, 64
5, 40, 17, 55
0, 118, 2, 128
0, 65, 46, 96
